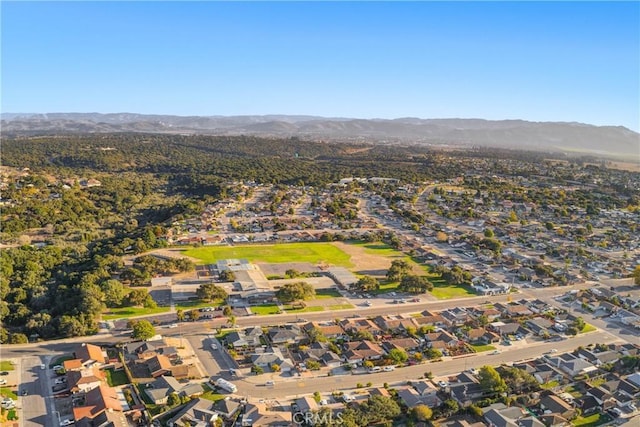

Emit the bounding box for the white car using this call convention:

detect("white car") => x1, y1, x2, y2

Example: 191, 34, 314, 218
167, 323, 178, 328
54, 378, 67, 385
60, 420, 75, 426
40, 364, 46, 370
383, 366, 395, 372
0, 379, 6, 386
52, 365, 63, 371
265, 381, 275, 386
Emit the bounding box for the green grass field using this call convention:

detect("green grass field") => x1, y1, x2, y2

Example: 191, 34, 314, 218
102, 306, 170, 320
201, 384, 226, 402
0, 361, 14, 371
183, 242, 353, 266
430, 284, 477, 299
105, 369, 129, 387
315, 289, 342, 299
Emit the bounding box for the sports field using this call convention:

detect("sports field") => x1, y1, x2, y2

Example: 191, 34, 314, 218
183, 242, 353, 266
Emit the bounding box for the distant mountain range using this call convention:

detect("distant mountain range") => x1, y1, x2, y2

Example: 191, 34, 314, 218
2, 113, 639, 158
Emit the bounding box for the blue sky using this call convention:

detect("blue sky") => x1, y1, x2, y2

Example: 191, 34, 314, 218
2, 1, 639, 130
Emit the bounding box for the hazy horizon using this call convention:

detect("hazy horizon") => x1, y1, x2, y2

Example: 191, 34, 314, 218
2, 2, 639, 131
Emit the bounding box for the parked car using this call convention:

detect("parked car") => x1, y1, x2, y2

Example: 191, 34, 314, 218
383, 366, 395, 372
0, 372, 8, 376
437, 381, 448, 388
167, 323, 178, 328
60, 419, 75, 426
265, 381, 275, 386
52, 365, 64, 371
0, 379, 6, 386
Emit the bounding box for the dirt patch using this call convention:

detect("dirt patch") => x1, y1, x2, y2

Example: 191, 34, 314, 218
330, 242, 423, 278
257, 262, 321, 276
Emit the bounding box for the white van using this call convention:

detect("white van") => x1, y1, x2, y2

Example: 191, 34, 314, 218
368, 366, 382, 373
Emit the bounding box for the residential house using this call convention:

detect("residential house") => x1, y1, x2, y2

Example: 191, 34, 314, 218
339, 318, 382, 336
144, 376, 204, 405
539, 394, 576, 420
482, 403, 526, 427
166, 398, 218, 427
439, 307, 470, 327
226, 330, 262, 350
145, 354, 173, 378
212, 398, 241, 421
250, 347, 294, 373
240, 403, 291, 426
303, 322, 346, 340
424, 331, 459, 349
585, 387, 618, 411
343, 340, 385, 364
267, 325, 305, 345
294, 396, 318, 413
526, 318, 554, 336
73, 384, 124, 426
67, 366, 106, 393
411, 381, 441, 407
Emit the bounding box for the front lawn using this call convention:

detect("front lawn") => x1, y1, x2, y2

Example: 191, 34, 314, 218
540, 380, 559, 389
0, 361, 14, 371
0, 388, 17, 400
284, 305, 324, 313
470, 344, 496, 353
573, 412, 612, 426
328, 304, 355, 310
102, 306, 171, 320
175, 299, 224, 310
105, 369, 129, 387
580, 323, 597, 333
201, 384, 226, 402
251, 304, 281, 315
183, 242, 353, 266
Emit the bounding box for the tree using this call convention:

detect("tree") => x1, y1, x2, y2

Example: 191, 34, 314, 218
101, 279, 126, 307
271, 363, 281, 372
222, 305, 232, 316
167, 392, 181, 406
442, 399, 460, 417
176, 309, 185, 322
386, 260, 411, 282
218, 270, 235, 282
285, 269, 300, 278
387, 348, 408, 364
483, 228, 494, 238
573, 317, 585, 332
478, 365, 508, 396
398, 275, 433, 293
251, 365, 264, 375
633, 265, 640, 286
125, 288, 149, 307
412, 404, 433, 422
351, 275, 379, 292
275, 282, 315, 303
361, 395, 401, 424
190, 309, 200, 322
306, 360, 321, 371
196, 283, 228, 302
131, 320, 156, 341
